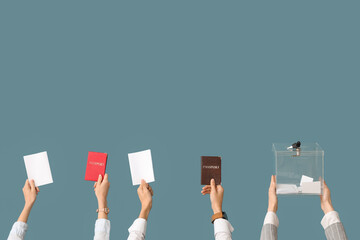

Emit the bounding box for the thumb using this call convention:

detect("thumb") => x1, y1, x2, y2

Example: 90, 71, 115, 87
270, 175, 276, 187
97, 174, 102, 185
23, 179, 30, 191
140, 179, 146, 188
210, 179, 216, 192
29, 179, 36, 190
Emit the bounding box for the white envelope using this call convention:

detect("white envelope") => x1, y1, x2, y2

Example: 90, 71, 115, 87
128, 149, 155, 186
24, 151, 53, 187
301, 181, 321, 194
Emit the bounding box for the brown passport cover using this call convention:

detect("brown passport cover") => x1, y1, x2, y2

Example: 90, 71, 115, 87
201, 156, 221, 185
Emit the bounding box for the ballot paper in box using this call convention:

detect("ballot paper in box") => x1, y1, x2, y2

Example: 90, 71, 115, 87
273, 142, 324, 195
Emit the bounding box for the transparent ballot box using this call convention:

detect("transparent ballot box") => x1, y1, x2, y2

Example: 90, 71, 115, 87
273, 142, 324, 195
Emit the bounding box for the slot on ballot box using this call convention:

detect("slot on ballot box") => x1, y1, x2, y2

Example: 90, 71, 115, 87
273, 142, 324, 195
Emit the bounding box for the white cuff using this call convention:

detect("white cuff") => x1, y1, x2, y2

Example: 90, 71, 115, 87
95, 219, 111, 235
321, 211, 341, 229
9, 221, 28, 238
263, 211, 279, 228
214, 218, 234, 235
128, 218, 147, 236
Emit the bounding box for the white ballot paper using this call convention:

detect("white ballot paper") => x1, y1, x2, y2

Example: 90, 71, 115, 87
276, 184, 299, 194
300, 175, 314, 186
128, 149, 155, 185
24, 151, 53, 187
302, 181, 321, 194
277, 175, 321, 194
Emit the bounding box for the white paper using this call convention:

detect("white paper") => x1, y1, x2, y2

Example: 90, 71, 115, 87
128, 149, 155, 185
23, 151, 53, 187
300, 175, 314, 186
301, 181, 321, 194
276, 184, 299, 194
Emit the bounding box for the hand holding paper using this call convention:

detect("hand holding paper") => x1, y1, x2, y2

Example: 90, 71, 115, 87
137, 179, 154, 220
17, 179, 40, 223
22, 179, 39, 208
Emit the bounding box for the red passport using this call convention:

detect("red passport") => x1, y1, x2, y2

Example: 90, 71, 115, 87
85, 152, 108, 181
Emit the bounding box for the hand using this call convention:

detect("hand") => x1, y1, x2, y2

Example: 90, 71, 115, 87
94, 174, 110, 207
23, 179, 39, 208
320, 180, 334, 214
268, 175, 278, 213
201, 179, 224, 214
137, 179, 153, 220
18, 179, 39, 223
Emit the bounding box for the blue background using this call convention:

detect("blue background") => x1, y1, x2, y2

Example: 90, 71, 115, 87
0, 1, 358, 239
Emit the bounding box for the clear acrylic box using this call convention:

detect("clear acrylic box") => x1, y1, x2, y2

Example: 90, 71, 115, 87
273, 142, 324, 195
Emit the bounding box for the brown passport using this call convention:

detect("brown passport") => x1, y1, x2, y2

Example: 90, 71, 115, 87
201, 156, 221, 185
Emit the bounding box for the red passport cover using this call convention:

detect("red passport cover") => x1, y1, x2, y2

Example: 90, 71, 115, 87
85, 152, 108, 181
201, 156, 221, 185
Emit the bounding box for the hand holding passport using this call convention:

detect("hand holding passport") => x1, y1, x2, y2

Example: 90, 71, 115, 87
201, 156, 224, 216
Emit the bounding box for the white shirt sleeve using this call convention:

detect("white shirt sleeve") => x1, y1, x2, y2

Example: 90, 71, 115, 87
127, 218, 147, 240
321, 211, 341, 229
94, 219, 111, 240
263, 211, 279, 227
7, 222, 28, 240
214, 218, 234, 240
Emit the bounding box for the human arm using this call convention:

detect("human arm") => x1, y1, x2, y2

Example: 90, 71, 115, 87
202, 179, 234, 240
93, 174, 111, 240
7, 179, 39, 240
260, 175, 279, 240
320, 181, 347, 240
127, 179, 153, 240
